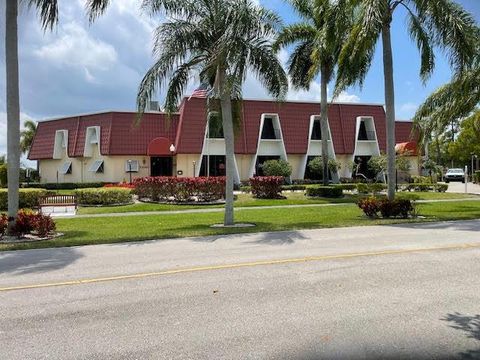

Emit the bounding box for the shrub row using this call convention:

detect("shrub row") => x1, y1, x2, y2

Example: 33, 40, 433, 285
0, 209, 56, 238
22, 182, 106, 190
401, 183, 448, 192
306, 186, 344, 198
134, 177, 225, 203
357, 197, 414, 219
411, 175, 433, 184
356, 183, 387, 194
0, 189, 48, 211
74, 188, 133, 206
249, 176, 284, 199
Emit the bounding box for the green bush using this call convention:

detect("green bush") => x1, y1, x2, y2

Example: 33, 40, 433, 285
23, 182, 106, 190
306, 186, 343, 198
0, 164, 7, 187
0, 188, 48, 210
74, 188, 133, 206
434, 183, 448, 192
474, 171, 480, 184
335, 183, 357, 191
356, 183, 387, 194
261, 159, 292, 178
281, 184, 307, 192
411, 175, 433, 184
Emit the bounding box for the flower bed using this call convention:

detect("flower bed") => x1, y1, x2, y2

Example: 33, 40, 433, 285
134, 177, 225, 203
0, 209, 57, 241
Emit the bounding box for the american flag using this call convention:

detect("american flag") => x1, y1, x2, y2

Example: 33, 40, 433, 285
188, 83, 210, 100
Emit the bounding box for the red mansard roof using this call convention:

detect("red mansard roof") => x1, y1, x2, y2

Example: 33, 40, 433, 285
29, 98, 415, 160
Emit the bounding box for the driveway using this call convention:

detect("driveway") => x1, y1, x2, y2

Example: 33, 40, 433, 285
446, 181, 480, 194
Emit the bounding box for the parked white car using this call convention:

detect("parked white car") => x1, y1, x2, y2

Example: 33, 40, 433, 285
444, 168, 465, 183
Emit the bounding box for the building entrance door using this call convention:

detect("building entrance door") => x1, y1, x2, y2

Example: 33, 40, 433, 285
151, 157, 173, 176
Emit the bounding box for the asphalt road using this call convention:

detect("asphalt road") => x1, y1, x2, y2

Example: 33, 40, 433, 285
1, 220, 480, 359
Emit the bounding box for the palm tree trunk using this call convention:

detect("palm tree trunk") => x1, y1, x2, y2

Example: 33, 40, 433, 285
320, 69, 329, 186
6, 0, 20, 231
381, 23, 396, 200
217, 67, 235, 225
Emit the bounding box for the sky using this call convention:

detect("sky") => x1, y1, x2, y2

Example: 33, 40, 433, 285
0, 0, 479, 163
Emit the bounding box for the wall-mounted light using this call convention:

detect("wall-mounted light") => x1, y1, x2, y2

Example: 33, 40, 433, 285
170, 144, 176, 154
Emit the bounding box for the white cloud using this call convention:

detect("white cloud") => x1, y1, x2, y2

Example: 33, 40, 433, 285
334, 91, 361, 103
34, 22, 117, 74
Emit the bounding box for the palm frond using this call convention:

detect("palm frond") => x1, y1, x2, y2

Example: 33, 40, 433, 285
27, 0, 59, 30
85, 0, 110, 22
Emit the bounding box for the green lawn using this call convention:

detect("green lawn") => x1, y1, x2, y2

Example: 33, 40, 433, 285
76, 191, 479, 215
2, 199, 480, 251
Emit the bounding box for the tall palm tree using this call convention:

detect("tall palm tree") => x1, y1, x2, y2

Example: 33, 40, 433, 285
5, 1, 109, 230
336, 0, 478, 200
274, 0, 354, 185
132, 0, 288, 225
20, 120, 37, 155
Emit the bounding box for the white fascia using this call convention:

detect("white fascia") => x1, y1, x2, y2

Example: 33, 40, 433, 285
352, 116, 382, 179
248, 114, 288, 177
84, 126, 101, 158
53, 130, 68, 159
300, 115, 337, 180
198, 120, 240, 183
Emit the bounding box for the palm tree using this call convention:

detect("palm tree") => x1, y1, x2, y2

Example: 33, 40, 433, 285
336, 0, 478, 200
413, 60, 480, 144
20, 120, 37, 155
131, 0, 287, 225
274, 0, 354, 185
5, 0, 110, 230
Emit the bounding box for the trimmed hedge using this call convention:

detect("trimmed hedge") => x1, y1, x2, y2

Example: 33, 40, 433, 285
474, 170, 480, 184
0, 188, 48, 210
23, 182, 106, 190
335, 183, 357, 191
250, 176, 284, 199
402, 183, 448, 192
74, 188, 133, 206
356, 183, 387, 194
134, 177, 225, 203
306, 186, 343, 198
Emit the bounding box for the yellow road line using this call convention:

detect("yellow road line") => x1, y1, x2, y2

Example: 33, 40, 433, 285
1, 242, 479, 292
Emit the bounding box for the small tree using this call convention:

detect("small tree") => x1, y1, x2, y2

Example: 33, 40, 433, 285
261, 159, 292, 178
421, 157, 441, 183
308, 156, 341, 181
368, 154, 411, 180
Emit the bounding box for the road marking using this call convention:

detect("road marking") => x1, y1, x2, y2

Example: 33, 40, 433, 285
1, 242, 479, 292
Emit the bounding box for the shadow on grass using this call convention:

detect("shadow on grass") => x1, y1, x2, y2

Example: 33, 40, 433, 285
0, 245, 83, 274
442, 312, 480, 359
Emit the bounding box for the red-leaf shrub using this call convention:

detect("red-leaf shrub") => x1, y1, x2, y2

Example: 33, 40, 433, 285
358, 197, 414, 219
11, 209, 37, 237
32, 213, 56, 237
0, 213, 8, 238
249, 176, 284, 199
357, 197, 381, 218
104, 183, 135, 189
134, 177, 225, 203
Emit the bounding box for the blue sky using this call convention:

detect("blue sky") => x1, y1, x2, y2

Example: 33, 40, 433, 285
0, 0, 479, 159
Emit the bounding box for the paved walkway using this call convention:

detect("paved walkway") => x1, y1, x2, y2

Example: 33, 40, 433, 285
447, 181, 480, 194
67, 197, 480, 219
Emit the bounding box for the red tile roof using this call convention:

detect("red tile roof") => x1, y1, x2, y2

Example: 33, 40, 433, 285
29, 99, 415, 159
